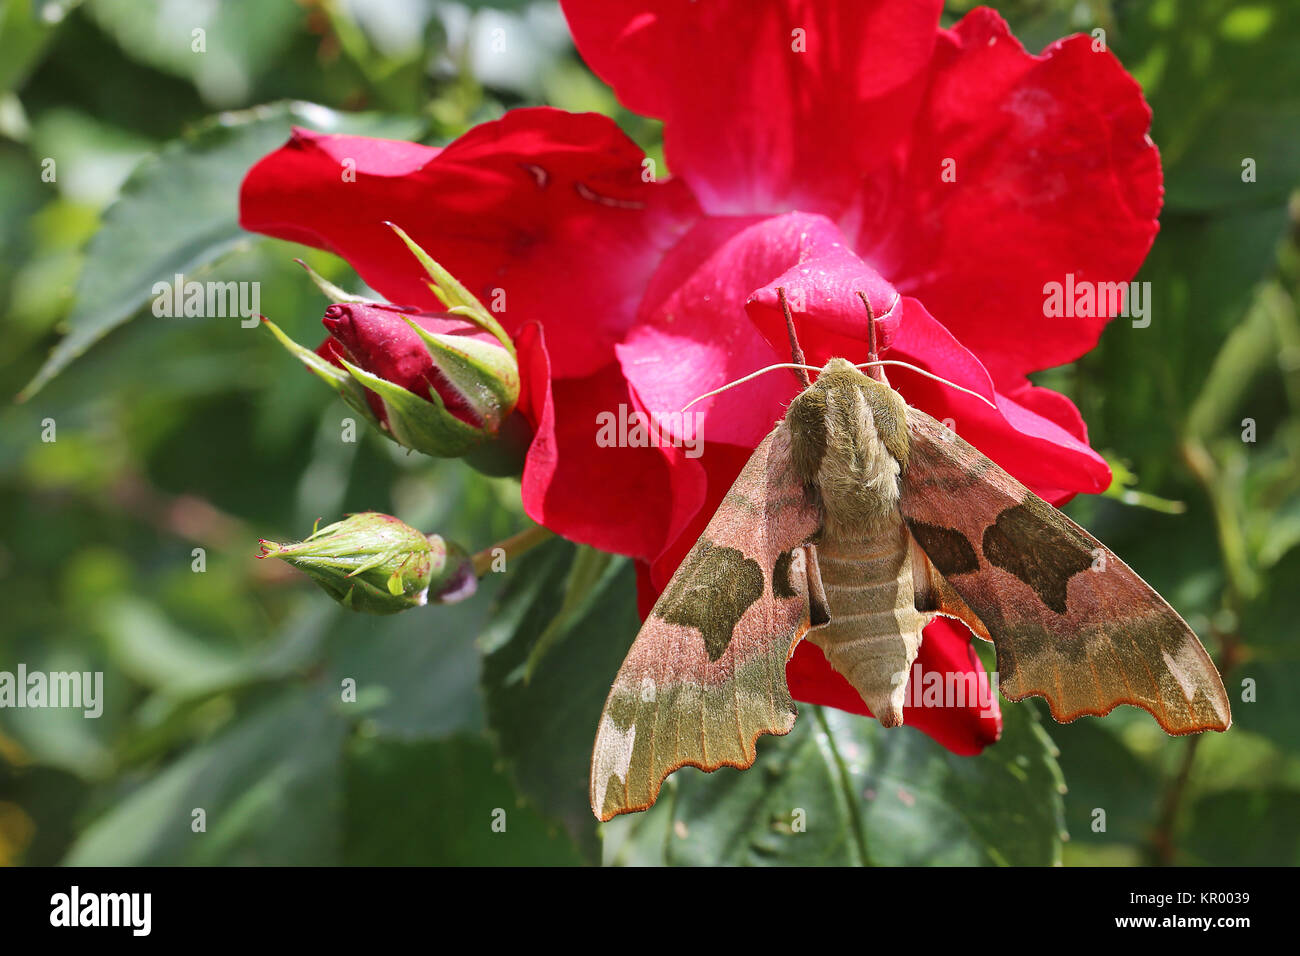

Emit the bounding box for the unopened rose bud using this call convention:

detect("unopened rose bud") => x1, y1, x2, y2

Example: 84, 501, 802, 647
262, 228, 519, 460
315, 301, 518, 453
257, 512, 477, 614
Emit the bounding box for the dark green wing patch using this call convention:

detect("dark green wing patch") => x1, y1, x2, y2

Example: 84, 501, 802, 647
981, 499, 1094, 614
772, 548, 799, 599
654, 540, 765, 661
905, 518, 979, 576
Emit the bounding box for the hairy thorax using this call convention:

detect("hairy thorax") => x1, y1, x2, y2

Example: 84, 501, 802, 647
786, 358, 912, 541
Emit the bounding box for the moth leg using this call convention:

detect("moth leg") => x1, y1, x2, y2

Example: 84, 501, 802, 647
803, 544, 830, 629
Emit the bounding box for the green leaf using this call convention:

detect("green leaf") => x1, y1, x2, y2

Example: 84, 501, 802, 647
20, 101, 424, 401
1258, 491, 1300, 570
1080, 205, 1289, 485
0, 641, 118, 781
523, 545, 616, 679
325, 575, 499, 740
64, 686, 346, 865
0, 1, 78, 95
1052, 719, 1160, 849
1119, 0, 1300, 212
481, 539, 639, 862
343, 735, 583, 865
1185, 282, 1287, 441
85, 0, 302, 106
96, 595, 278, 695
603, 703, 1065, 866
1236, 548, 1300, 754
1185, 787, 1300, 865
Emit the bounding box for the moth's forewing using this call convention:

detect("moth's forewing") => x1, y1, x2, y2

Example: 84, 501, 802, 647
589, 423, 825, 821
898, 407, 1231, 735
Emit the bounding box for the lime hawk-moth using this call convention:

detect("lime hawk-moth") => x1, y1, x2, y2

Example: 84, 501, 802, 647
590, 293, 1231, 822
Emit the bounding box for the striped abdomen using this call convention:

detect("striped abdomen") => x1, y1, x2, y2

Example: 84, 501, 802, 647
806, 518, 931, 726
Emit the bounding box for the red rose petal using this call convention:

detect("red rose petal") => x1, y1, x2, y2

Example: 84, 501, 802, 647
618, 212, 904, 451
561, 0, 944, 216
241, 108, 700, 380
858, 8, 1163, 384
522, 361, 707, 562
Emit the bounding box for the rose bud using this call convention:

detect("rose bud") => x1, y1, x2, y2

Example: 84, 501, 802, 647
317, 301, 518, 451
262, 227, 518, 460
257, 512, 477, 615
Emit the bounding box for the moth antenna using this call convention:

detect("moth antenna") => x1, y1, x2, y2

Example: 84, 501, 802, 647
854, 360, 999, 410
777, 287, 812, 389
683, 363, 823, 411
855, 290, 886, 384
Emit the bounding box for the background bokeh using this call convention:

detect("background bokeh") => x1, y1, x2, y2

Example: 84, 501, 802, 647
1, 0, 1297, 866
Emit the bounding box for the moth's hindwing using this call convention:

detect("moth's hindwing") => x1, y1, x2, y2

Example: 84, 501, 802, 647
899, 406, 1231, 735
589, 423, 825, 821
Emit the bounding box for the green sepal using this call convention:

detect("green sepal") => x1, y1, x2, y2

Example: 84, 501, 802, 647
338, 357, 486, 458
293, 258, 379, 304
385, 222, 514, 356
402, 318, 519, 432
260, 318, 383, 429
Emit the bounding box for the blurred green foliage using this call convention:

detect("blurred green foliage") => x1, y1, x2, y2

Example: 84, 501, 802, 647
0, 0, 1297, 866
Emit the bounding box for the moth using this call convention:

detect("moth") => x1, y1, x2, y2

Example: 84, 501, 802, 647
589, 290, 1231, 821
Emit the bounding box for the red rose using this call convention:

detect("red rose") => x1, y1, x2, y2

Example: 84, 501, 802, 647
240, 0, 1162, 754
